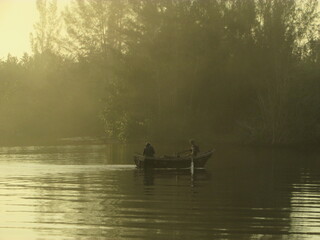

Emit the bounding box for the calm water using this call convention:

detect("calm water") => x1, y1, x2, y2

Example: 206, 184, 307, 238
1, 143, 320, 240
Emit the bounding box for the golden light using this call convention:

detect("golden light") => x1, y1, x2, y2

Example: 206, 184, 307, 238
0, 0, 69, 59
0, 0, 37, 59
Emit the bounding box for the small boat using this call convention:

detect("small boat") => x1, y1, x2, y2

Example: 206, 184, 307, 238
133, 150, 214, 169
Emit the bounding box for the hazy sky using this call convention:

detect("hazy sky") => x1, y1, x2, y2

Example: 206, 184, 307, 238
0, 0, 69, 59
0, 0, 36, 58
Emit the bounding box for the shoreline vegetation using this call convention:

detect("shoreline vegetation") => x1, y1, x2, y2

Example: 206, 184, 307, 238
0, 135, 318, 151
1, 0, 320, 147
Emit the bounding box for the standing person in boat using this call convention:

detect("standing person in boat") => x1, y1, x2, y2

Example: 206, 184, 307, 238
189, 139, 200, 156
143, 142, 155, 157
177, 139, 200, 157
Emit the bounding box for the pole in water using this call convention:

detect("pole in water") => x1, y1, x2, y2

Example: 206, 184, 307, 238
191, 156, 194, 176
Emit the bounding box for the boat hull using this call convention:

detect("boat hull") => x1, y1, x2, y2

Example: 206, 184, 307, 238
134, 150, 214, 169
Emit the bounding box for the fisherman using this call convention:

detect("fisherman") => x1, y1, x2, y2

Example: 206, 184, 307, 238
143, 142, 155, 157
189, 139, 200, 156
177, 139, 200, 157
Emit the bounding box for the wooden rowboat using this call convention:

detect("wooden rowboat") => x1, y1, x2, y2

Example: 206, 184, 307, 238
134, 150, 214, 169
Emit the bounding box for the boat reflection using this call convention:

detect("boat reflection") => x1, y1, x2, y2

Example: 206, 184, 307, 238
135, 168, 211, 186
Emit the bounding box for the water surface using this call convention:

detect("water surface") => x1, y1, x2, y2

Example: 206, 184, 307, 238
0, 143, 320, 240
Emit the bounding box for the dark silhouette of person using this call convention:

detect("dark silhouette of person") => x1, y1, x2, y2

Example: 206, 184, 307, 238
143, 142, 155, 157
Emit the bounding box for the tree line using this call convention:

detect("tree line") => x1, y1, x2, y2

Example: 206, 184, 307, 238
0, 0, 320, 145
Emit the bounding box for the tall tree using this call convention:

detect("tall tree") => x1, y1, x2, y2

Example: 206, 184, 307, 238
63, 0, 129, 58
251, 0, 319, 144
30, 0, 62, 54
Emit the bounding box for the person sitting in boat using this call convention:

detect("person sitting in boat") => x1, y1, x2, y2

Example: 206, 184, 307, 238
143, 142, 155, 157
189, 139, 200, 156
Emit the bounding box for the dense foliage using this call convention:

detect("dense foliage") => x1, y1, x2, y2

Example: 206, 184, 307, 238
0, 0, 320, 145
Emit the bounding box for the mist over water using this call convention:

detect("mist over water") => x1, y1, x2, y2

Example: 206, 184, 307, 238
1, 1, 320, 239
0, 143, 320, 240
